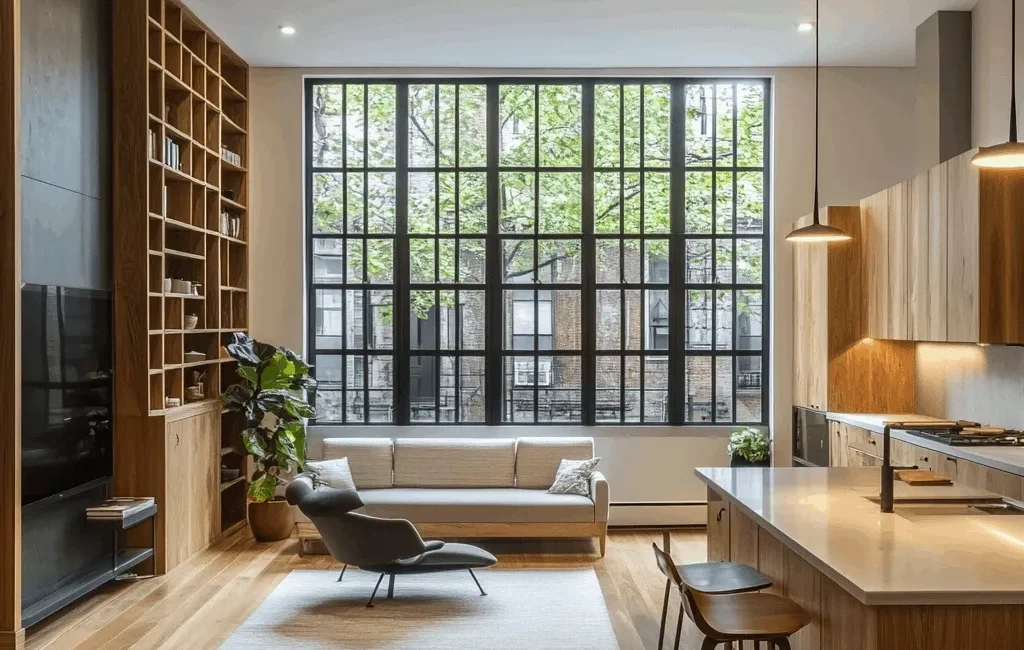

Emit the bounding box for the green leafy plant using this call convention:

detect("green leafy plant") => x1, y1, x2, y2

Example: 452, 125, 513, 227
728, 427, 770, 463
221, 333, 317, 502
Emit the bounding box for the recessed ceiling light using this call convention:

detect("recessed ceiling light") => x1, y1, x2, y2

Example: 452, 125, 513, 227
797, 22, 814, 33
279, 25, 296, 36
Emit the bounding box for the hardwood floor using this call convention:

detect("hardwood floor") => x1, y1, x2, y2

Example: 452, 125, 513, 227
26, 528, 710, 650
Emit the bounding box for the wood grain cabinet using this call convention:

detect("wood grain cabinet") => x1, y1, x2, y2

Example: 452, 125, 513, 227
792, 206, 914, 412
861, 148, 1024, 344
706, 488, 731, 562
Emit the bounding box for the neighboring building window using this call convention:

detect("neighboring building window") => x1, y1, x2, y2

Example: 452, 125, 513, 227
307, 79, 769, 426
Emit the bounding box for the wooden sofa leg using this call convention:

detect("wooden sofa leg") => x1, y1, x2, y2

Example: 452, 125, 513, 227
599, 531, 607, 557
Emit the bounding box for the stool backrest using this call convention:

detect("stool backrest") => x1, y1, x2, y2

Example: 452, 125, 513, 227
652, 543, 683, 587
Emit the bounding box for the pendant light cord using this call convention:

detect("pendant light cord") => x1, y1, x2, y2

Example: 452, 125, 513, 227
812, 0, 821, 224
1013, 0, 1018, 142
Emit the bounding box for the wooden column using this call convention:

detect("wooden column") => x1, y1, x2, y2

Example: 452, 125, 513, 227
0, 0, 23, 647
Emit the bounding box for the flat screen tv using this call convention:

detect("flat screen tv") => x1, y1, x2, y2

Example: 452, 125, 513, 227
21, 284, 113, 506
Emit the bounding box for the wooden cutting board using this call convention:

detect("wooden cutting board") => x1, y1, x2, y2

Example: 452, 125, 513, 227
896, 470, 953, 486
961, 427, 1006, 437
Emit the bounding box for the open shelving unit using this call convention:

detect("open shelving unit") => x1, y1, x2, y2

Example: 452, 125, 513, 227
114, 0, 250, 572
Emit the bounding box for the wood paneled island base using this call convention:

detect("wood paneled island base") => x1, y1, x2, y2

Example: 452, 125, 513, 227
701, 469, 1024, 650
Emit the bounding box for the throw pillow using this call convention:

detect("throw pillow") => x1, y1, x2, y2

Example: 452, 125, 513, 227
548, 457, 601, 497
305, 457, 356, 491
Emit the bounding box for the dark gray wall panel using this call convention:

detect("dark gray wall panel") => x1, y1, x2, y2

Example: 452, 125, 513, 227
21, 176, 111, 290
20, 0, 111, 201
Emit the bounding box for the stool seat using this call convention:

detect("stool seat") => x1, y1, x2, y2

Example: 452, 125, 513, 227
690, 590, 812, 640
678, 562, 773, 595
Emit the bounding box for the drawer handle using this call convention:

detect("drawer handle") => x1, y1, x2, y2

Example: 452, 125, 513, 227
716, 508, 727, 523
947, 456, 958, 465
869, 439, 877, 446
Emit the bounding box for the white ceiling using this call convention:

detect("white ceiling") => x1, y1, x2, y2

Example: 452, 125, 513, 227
182, 0, 977, 68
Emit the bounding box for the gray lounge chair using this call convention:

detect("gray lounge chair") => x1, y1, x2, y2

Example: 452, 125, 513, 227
286, 473, 498, 607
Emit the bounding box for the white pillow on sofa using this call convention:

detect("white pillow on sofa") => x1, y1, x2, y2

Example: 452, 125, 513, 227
548, 457, 601, 497
305, 457, 356, 491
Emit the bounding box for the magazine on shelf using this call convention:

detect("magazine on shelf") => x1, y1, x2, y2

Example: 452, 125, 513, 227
86, 497, 155, 519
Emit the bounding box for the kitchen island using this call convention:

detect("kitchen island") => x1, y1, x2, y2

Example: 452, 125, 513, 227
697, 466, 1024, 649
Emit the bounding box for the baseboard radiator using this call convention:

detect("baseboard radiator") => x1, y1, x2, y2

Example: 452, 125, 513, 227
608, 501, 708, 527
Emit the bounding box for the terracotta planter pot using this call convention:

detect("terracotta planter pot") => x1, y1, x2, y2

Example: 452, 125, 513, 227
247, 498, 294, 542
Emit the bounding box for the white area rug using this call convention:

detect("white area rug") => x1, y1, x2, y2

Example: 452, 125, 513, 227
219, 568, 620, 650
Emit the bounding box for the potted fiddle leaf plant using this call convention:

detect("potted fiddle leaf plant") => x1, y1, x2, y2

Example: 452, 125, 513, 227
728, 427, 771, 468
222, 333, 316, 541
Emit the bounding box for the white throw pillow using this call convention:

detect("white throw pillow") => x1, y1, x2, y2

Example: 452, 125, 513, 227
305, 457, 356, 491
548, 457, 601, 497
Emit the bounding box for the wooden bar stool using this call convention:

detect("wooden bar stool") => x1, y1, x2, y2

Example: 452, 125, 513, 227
653, 543, 773, 650
681, 586, 811, 650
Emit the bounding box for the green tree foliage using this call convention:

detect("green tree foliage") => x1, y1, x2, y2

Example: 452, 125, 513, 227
311, 82, 765, 321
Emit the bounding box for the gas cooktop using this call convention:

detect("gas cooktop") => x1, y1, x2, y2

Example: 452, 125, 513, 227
903, 428, 1024, 447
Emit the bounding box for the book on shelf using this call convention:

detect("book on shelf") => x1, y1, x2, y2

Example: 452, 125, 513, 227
86, 497, 155, 519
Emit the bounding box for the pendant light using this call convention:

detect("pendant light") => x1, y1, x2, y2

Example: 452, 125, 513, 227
972, 0, 1024, 168
786, 0, 851, 243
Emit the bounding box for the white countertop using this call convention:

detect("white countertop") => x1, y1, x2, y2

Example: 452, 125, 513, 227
827, 412, 1024, 478
697, 466, 1024, 606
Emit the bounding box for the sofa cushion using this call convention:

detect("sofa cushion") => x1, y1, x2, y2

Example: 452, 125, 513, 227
357, 488, 596, 523
322, 438, 393, 489
393, 438, 516, 488
305, 457, 355, 490
515, 437, 594, 488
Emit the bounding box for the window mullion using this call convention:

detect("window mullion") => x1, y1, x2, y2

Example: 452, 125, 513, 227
668, 81, 686, 425
394, 83, 411, 425
485, 83, 502, 425
581, 82, 596, 426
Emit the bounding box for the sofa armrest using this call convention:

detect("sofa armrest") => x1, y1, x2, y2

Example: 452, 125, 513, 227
591, 471, 609, 523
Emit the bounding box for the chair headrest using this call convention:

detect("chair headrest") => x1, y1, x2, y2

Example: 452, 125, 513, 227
286, 473, 364, 515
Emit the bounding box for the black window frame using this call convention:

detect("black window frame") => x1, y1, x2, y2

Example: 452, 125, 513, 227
305, 77, 771, 427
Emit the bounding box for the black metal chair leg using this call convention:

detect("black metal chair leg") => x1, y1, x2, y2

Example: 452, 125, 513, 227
365, 573, 385, 608
774, 640, 791, 650
337, 564, 347, 582
658, 578, 671, 650
699, 637, 718, 650
468, 568, 487, 596
673, 601, 685, 650
387, 573, 395, 599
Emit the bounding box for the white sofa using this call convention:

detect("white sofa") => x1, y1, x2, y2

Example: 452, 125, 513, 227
299, 437, 610, 555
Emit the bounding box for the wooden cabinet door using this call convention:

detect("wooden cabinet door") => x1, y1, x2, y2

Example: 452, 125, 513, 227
861, 189, 890, 339
887, 182, 911, 340
952, 458, 1024, 499
164, 409, 220, 572
729, 507, 759, 568
909, 170, 948, 341
946, 149, 980, 342
890, 439, 919, 467
848, 447, 884, 468
706, 488, 730, 562
829, 421, 848, 467
793, 233, 828, 410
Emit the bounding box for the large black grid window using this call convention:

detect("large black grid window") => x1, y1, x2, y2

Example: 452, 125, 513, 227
307, 78, 770, 426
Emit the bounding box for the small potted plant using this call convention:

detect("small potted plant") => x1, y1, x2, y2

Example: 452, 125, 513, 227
222, 333, 316, 542
728, 427, 771, 468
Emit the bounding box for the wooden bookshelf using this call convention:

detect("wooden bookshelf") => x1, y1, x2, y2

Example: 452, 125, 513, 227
114, 0, 249, 573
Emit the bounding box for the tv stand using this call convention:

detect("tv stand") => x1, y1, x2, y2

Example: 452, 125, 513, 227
22, 503, 157, 627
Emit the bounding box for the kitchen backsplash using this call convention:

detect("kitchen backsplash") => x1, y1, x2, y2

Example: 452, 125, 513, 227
915, 343, 1024, 429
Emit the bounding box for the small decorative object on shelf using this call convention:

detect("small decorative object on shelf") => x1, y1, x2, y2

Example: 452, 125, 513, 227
184, 314, 198, 330
220, 146, 242, 167
221, 467, 240, 482
170, 278, 191, 294
191, 283, 201, 296
162, 278, 173, 294
222, 333, 316, 541
222, 189, 236, 201
728, 427, 771, 468
184, 351, 207, 363
148, 128, 159, 160
165, 396, 181, 409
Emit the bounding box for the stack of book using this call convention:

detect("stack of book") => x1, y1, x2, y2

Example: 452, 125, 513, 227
165, 138, 181, 171
86, 497, 155, 521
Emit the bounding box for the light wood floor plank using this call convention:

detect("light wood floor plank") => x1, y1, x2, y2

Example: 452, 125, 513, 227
26, 528, 708, 650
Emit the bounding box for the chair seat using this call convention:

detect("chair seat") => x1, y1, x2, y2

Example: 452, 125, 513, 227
678, 562, 773, 594
691, 591, 812, 639
362, 542, 497, 575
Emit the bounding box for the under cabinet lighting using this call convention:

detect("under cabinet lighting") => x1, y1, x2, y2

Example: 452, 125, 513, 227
797, 22, 814, 33
279, 25, 296, 36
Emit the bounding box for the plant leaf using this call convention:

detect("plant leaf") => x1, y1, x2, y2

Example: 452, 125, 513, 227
248, 473, 278, 502
241, 428, 271, 459
226, 333, 260, 365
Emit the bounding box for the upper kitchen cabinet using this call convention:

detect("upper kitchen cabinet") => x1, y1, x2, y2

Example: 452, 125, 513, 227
792, 206, 915, 412
861, 148, 1024, 344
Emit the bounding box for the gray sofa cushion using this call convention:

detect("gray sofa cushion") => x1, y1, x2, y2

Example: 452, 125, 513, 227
515, 437, 595, 488
393, 438, 516, 488
356, 488, 596, 523
322, 438, 393, 489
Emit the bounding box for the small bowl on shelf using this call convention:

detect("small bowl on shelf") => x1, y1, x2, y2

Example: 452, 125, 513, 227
221, 467, 241, 482
184, 315, 199, 330
185, 385, 205, 401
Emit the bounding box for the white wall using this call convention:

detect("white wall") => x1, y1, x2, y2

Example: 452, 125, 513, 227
249, 66, 916, 512
913, 0, 1024, 427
